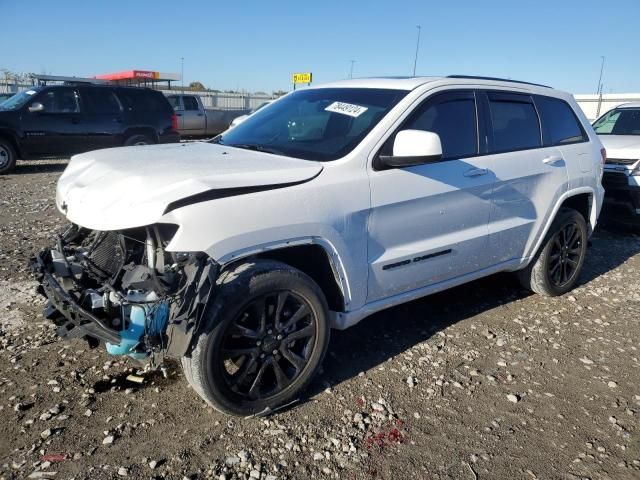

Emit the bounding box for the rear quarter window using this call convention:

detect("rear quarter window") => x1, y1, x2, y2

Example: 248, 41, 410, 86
117, 89, 171, 113
535, 96, 588, 146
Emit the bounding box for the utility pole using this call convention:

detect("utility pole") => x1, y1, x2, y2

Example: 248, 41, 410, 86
412, 25, 421, 76
349, 60, 356, 79
181, 57, 184, 93
596, 56, 605, 118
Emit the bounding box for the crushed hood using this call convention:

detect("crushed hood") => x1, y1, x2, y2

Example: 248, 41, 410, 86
56, 142, 323, 230
599, 135, 640, 160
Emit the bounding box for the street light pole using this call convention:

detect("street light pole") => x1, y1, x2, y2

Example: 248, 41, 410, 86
412, 25, 421, 76
596, 56, 605, 118
349, 60, 356, 79
181, 57, 184, 93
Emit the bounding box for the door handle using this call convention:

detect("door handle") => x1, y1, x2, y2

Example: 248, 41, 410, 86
542, 155, 563, 165
176, 113, 183, 117
463, 168, 489, 177
197, 113, 204, 116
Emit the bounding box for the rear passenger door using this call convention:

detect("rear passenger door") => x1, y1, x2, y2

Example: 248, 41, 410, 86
80, 88, 124, 150
481, 91, 569, 264
181, 96, 204, 135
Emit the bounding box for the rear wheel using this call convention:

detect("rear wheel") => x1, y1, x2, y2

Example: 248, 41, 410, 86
182, 260, 330, 416
124, 134, 154, 146
517, 207, 588, 296
0, 139, 17, 174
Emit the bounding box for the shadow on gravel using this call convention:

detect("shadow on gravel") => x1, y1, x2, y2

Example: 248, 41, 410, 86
305, 226, 640, 401
14, 159, 69, 174
92, 361, 181, 395
309, 272, 528, 398
578, 225, 640, 284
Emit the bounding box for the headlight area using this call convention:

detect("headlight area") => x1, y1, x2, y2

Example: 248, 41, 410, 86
31, 223, 218, 365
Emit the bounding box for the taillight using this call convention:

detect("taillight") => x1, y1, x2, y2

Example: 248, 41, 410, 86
171, 112, 178, 132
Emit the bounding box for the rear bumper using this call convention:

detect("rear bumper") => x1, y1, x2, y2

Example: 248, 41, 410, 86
31, 249, 121, 345
601, 171, 640, 226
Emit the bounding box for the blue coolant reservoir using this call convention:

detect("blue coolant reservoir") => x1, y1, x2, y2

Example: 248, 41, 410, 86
106, 303, 169, 359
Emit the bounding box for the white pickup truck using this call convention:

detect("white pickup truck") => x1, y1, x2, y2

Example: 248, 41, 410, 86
166, 94, 250, 137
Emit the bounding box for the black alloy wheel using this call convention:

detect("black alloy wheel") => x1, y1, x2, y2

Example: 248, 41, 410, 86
218, 291, 316, 400
547, 220, 584, 288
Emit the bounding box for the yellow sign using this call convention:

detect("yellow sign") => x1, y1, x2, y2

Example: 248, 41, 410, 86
292, 72, 312, 84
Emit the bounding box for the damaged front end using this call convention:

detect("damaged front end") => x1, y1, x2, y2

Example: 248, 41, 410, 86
31, 224, 218, 365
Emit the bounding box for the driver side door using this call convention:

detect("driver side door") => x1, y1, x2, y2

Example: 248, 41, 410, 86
20, 88, 86, 157
367, 90, 496, 302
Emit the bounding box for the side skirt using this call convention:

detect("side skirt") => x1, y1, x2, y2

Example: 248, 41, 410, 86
329, 258, 523, 330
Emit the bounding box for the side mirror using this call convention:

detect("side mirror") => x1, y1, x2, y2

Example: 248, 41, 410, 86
378, 130, 442, 168
28, 102, 44, 113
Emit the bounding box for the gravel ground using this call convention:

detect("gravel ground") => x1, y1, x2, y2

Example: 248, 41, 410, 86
1, 159, 639, 480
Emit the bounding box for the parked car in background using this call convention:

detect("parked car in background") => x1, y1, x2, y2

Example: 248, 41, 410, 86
593, 103, 640, 227
166, 94, 250, 137
0, 93, 15, 104
0, 85, 180, 174
33, 76, 604, 416
228, 100, 274, 129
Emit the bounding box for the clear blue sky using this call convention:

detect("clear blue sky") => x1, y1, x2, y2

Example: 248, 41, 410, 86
2, 0, 638, 94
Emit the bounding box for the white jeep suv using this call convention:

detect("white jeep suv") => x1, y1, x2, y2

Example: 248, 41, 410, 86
33, 75, 605, 416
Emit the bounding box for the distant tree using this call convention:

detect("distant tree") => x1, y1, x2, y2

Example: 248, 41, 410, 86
189, 81, 206, 91
272, 90, 288, 97
254, 91, 267, 95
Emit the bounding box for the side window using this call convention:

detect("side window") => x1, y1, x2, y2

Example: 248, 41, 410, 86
84, 89, 121, 115
535, 96, 587, 145
403, 94, 478, 159
167, 96, 182, 110
487, 94, 541, 152
36, 89, 80, 113
118, 89, 167, 112
183, 96, 199, 111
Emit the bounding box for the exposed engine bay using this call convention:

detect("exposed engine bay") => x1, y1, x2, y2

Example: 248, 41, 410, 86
31, 224, 218, 365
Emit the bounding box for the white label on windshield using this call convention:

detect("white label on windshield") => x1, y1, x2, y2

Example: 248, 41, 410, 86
325, 101, 368, 118
25, 90, 36, 95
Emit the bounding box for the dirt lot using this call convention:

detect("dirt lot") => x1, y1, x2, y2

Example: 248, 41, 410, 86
1, 159, 639, 480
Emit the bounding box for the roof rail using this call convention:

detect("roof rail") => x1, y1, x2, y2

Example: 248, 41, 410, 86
447, 75, 552, 89
28, 74, 109, 86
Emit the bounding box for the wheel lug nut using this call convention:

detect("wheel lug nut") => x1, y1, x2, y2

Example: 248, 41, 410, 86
260, 353, 265, 359
272, 349, 278, 355
276, 335, 283, 340
267, 329, 273, 335
256, 340, 262, 346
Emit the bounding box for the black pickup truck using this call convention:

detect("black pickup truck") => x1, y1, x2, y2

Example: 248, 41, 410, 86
0, 84, 180, 174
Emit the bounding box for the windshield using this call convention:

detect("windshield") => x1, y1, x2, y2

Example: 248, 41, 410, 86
213, 87, 408, 161
593, 108, 640, 135
0, 88, 41, 110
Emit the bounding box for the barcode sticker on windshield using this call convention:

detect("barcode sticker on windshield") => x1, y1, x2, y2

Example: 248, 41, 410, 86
325, 101, 368, 118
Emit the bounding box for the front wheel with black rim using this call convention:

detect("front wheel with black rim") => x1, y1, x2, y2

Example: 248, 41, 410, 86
0, 139, 17, 175
182, 260, 330, 416
517, 207, 588, 296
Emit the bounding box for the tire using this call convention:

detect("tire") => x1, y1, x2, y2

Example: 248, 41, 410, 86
124, 134, 155, 146
0, 139, 17, 175
517, 207, 588, 296
182, 259, 330, 416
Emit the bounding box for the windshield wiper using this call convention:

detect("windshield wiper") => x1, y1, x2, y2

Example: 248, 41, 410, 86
227, 144, 284, 155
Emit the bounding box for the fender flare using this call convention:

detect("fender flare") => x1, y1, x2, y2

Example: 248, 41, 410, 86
215, 236, 353, 309
523, 186, 597, 266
